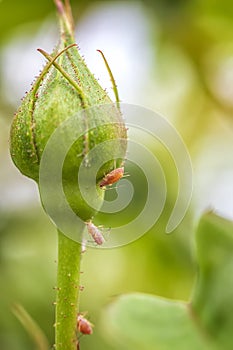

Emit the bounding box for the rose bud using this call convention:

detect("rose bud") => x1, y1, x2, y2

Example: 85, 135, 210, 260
10, 0, 127, 222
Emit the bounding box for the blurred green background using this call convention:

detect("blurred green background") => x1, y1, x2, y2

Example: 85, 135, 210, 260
0, 0, 233, 349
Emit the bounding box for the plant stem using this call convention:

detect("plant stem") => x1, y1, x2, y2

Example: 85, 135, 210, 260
56, 230, 82, 350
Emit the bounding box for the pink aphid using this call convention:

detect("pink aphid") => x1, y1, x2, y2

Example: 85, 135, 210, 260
99, 167, 124, 188
86, 221, 105, 245
77, 314, 93, 335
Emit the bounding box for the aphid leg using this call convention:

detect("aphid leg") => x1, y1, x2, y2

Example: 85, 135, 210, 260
103, 226, 111, 241
122, 172, 130, 178
104, 183, 123, 191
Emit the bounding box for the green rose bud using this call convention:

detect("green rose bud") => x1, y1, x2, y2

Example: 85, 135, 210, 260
10, 0, 127, 222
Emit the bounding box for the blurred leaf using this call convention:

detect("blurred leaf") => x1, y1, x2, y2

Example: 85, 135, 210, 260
101, 293, 210, 350
101, 213, 233, 349
0, 0, 83, 43
193, 213, 233, 350
12, 303, 50, 350
0, 0, 53, 42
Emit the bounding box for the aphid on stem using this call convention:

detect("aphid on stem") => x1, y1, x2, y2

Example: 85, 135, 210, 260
86, 221, 105, 245
77, 314, 93, 335
99, 167, 124, 188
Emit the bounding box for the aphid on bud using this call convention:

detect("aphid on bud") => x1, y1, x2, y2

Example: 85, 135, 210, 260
99, 167, 124, 188
77, 314, 93, 335
86, 221, 105, 245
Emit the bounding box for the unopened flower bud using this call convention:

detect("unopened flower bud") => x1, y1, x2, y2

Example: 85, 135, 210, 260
10, 1, 127, 221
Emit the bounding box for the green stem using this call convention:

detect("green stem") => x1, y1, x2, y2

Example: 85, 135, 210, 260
56, 230, 82, 350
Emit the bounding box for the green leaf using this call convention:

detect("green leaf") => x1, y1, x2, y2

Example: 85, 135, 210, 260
101, 213, 233, 350
192, 212, 233, 350
101, 293, 210, 350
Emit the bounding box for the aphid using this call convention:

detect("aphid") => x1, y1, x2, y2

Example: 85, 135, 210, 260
99, 167, 124, 188
86, 221, 105, 245
77, 314, 93, 335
